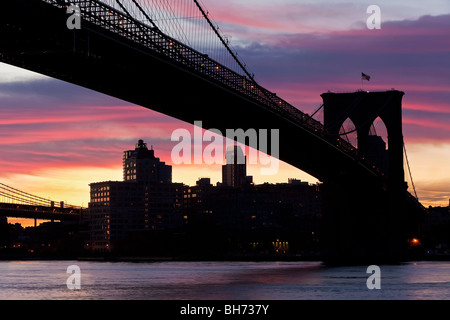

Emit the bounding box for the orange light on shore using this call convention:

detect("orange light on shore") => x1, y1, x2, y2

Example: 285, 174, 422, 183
410, 238, 421, 246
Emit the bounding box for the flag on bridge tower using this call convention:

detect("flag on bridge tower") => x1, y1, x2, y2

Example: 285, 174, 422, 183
361, 72, 371, 90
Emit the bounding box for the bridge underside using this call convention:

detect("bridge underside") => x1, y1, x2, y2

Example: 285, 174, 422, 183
0, 0, 425, 264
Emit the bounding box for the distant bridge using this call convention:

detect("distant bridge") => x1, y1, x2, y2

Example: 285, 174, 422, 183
0, 183, 83, 226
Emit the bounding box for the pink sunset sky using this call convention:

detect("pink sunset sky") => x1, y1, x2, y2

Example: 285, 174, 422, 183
1, 0, 449, 226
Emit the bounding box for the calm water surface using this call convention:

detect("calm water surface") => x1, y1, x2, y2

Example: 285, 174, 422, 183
0, 260, 449, 300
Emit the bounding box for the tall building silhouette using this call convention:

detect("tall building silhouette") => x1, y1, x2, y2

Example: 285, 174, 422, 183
88, 140, 183, 253
222, 146, 251, 187
123, 139, 171, 183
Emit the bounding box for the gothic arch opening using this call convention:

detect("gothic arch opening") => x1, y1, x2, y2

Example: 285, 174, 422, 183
370, 116, 388, 149
339, 117, 357, 148
367, 116, 389, 173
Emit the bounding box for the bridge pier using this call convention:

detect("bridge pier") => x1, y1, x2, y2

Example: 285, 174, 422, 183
321, 179, 411, 265
320, 90, 422, 265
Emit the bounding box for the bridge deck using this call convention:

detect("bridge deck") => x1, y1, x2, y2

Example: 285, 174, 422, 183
0, 203, 81, 221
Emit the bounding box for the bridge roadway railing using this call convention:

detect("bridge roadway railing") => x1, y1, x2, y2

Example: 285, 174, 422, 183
43, 0, 377, 175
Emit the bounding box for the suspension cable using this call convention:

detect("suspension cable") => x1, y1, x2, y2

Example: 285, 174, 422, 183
192, 0, 254, 80
310, 104, 323, 119
403, 140, 418, 199
130, 0, 160, 30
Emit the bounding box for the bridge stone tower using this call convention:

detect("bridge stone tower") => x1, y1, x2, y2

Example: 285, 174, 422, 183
322, 90, 406, 187
320, 90, 411, 264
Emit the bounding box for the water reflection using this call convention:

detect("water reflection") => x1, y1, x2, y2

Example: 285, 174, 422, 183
0, 260, 449, 300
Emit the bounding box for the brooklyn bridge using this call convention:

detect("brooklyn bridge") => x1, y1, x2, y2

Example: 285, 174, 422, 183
0, 0, 425, 264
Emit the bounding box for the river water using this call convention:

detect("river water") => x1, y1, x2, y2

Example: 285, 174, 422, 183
0, 260, 449, 300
